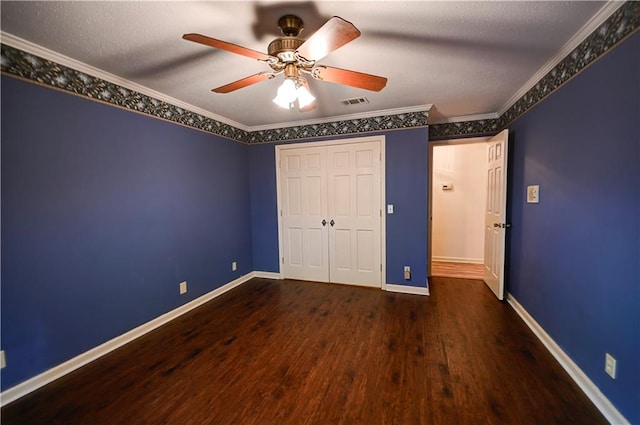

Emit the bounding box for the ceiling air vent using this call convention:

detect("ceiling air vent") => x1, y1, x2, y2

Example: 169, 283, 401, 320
340, 97, 369, 106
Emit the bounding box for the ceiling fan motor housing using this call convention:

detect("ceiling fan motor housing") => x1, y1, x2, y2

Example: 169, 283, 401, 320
268, 37, 304, 62
278, 15, 304, 36
268, 15, 307, 64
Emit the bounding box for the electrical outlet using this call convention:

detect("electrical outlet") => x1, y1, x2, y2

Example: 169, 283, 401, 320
179, 281, 187, 295
1, 350, 6, 369
527, 185, 540, 203
605, 353, 616, 379
404, 266, 411, 280
232, 261, 237, 271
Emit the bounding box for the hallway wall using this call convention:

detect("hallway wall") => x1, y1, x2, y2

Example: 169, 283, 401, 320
432, 142, 487, 263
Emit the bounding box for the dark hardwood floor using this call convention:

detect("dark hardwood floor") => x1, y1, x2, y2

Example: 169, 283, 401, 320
2, 277, 608, 425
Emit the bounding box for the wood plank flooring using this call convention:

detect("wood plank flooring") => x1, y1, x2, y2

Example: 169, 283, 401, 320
431, 261, 485, 279
1, 277, 608, 425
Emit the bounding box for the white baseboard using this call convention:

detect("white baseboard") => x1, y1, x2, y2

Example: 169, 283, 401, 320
252, 271, 282, 280
432, 256, 483, 264
0, 272, 256, 407
385, 284, 430, 296
507, 294, 629, 425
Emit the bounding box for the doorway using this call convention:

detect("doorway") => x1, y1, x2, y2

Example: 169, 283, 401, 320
428, 137, 490, 280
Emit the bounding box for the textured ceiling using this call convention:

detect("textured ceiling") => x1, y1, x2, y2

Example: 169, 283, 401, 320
1, 1, 608, 129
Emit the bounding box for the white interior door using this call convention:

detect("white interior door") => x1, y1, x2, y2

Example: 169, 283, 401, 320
483, 129, 509, 299
278, 139, 382, 287
327, 142, 381, 287
280, 146, 329, 282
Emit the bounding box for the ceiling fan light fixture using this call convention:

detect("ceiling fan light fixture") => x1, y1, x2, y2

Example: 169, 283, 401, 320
296, 79, 316, 109
273, 77, 316, 110
272, 77, 298, 109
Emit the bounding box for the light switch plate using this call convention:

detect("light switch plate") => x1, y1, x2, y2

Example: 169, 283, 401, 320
527, 185, 540, 203
387, 204, 394, 214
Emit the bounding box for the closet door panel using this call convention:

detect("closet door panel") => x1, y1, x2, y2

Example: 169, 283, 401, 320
280, 147, 329, 282
327, 142, 381, 287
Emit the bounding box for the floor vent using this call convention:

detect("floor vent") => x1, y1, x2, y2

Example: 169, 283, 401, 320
340, 97, 369, 106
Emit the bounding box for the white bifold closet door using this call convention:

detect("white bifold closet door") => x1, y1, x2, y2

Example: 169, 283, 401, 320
279, 140, 381, 287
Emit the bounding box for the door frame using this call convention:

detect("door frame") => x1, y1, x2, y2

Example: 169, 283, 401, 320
275, 135, 386, 288
427, 136, 490, 277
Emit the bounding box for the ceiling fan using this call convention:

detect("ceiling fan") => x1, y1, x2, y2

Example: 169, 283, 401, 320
183, 15, 388, 112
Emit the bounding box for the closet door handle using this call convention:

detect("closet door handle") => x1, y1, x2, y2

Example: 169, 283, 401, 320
330, 219, 335, 227
322, 219, 327, 227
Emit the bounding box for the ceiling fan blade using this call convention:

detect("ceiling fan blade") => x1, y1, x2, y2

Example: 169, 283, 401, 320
213, 72, 273, 93
296, 16, 361, 62
312, 66, 387, 91
183, 33, 271, 61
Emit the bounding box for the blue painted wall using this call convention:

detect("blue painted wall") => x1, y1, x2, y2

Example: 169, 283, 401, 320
248, 142, 279, 273
507, 32, 639, 423
248, 128, 429, 287
1, 77, 253, 390
384, 129, 429, 286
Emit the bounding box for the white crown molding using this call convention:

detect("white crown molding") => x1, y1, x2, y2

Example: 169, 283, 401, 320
507, 294, 630, 425
430, 112, 499, 125
0, 31, 251, 132
497, 1, 624, 116
248, 104, 433, 132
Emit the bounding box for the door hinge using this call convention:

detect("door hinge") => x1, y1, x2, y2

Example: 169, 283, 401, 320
280, 210, 283, 216
380, 264, 383, 272
282, 257, 285, 264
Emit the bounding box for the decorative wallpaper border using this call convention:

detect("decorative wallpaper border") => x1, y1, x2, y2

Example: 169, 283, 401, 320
2, 1, 638, 142
0, 44, 250, 143
428, 118, 500, 139
245, 111, 429, 143
430, 1, 640, 139
1, 44, 428, 144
